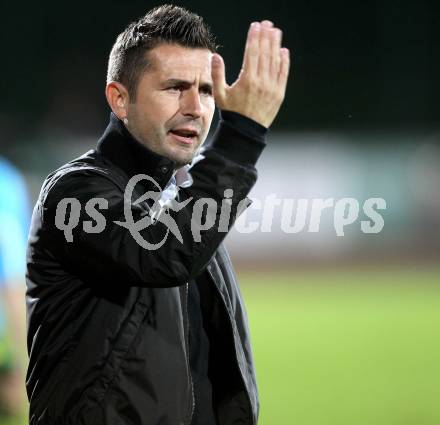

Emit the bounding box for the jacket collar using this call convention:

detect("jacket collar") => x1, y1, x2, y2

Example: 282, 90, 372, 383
96, 112, 176, 190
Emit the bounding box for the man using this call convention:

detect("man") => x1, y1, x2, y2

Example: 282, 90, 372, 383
26, 5, 289, 425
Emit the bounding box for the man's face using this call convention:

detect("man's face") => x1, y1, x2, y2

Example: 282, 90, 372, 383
125, 44, 215, 168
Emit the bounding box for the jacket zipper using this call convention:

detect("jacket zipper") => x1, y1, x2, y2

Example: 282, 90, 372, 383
206, 268, 256, 425
183, 282, 195, 425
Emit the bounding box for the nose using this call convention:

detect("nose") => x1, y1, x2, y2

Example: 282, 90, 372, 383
180, 88, 204, 118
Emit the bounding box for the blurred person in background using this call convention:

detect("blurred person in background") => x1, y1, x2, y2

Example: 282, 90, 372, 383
0, 156, 29, 420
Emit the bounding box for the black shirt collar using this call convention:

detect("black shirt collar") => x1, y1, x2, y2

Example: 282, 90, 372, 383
96, 112, 176, 190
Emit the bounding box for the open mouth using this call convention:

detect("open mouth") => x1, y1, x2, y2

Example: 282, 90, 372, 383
168, 128, 199, 145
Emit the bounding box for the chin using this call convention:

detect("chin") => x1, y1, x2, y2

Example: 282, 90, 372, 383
174, 157, 193, 168
166, 148, 197, 168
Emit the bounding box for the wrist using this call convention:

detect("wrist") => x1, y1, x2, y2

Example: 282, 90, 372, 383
219, 110, 268, 143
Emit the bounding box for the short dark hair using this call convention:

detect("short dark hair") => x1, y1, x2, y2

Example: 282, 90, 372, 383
106, 4, 218, 99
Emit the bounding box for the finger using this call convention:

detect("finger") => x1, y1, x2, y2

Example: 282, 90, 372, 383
242, 22, 260, 74
259, 25, 272, 76
278, 48, 290, 92
260, 20, 274, 28
270, 28, 282, 76
211, 53, 227, 101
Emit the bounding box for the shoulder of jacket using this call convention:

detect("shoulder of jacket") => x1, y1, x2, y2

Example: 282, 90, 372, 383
39, 150, 126, 206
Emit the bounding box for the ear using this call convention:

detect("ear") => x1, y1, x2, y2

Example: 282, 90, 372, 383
105, 81, 130, 120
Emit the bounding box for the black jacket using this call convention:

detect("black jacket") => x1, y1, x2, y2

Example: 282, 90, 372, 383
26, 111, 266, 425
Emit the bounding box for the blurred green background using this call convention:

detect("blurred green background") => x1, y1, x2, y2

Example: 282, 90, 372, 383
240, 266, 440, 425
5, 266, 440, 425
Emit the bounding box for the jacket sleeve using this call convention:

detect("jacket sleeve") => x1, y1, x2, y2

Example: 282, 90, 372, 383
40, 113, 266, 288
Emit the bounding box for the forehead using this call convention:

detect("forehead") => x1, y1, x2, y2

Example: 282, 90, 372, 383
146, 44, 213, 81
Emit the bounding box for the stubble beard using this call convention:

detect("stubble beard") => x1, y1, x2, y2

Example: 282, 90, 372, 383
126, 117, 205, 169
142, 128, 201, 168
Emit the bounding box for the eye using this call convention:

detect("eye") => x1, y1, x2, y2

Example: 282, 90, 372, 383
200, 86, 213, 96
168, 85, 184, 93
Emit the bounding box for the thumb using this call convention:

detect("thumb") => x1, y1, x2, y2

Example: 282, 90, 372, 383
211, 53, 227, 102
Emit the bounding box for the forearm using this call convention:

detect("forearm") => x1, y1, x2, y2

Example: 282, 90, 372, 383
40, 115, 266, 288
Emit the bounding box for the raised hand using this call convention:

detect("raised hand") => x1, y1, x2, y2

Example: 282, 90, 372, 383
211, 20, 290, 128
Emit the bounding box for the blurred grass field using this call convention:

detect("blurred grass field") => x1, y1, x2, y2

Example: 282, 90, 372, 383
3, 265, 439, 425
239, 265, 440, 425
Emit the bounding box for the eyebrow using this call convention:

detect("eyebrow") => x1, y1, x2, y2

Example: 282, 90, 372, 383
163, 78, 213, 92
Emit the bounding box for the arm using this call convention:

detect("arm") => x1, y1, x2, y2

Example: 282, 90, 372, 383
38, 20, 290, 288
41, 113, 264, 287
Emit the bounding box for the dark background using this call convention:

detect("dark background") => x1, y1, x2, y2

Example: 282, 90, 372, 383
1, 0, 439, 145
